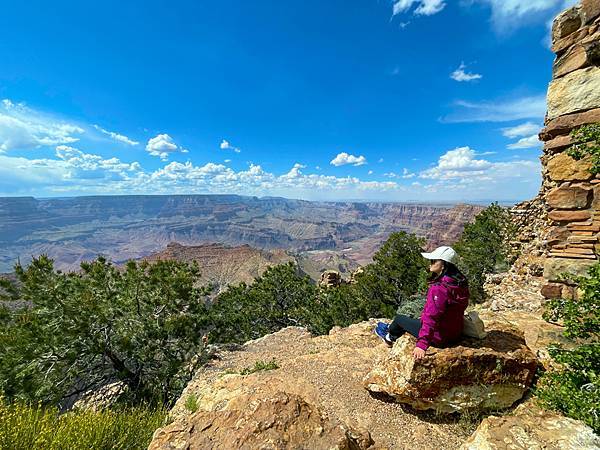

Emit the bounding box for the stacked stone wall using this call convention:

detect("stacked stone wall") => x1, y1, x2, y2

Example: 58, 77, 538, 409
540, 1, 600, 299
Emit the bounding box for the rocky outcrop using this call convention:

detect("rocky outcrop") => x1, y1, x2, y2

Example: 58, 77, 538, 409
319, 269, 344, 287
149, 322, 480, 450
461, 401, 600, 450
363, 326, 537, 413
150, 390, 373, 450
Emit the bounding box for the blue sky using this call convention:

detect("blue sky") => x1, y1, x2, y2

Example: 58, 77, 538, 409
0, 0, 578, 202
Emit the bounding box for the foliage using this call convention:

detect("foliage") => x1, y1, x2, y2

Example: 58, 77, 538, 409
396, 295, 426, 320
209, 262, 317, 344
0, 256, 212, 406
0, 399, 166, 450
239, 359, 279, 376
184, 394, 199, 413
537, 263, 600, 433
567, 123, 600, 175
454, 203, 515, 302
352, 231, 428, 316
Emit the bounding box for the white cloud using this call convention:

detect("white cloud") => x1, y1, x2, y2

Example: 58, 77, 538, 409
93, 125, 138, 146
469, 0, 579, 32
507, 134, 541, 149
402, 168, 416, 178
393, 0, 446, 16
441, 95, 547, 123
384, 172, 398, 178
146, 134, 181, 161
220, 139, 241, 153
0, 99, 84, 152
224, 159, 231, 163
501, 122, 540, 138
368, 170, 374, 175
330, 152, 367, 166
450, 63, 483, 82
378, 158, 384, 163
420, 147, 492, 180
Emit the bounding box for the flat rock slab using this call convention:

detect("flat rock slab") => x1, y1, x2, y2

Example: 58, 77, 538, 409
461, 401, 600, 450
363, 324, 537, 413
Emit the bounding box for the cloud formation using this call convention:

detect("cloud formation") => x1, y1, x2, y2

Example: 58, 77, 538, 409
507, 134, 541, 149
330, 152, 367, 166
393, 0, 446, 16
146, 134, 181, 161
0, 99, 84, 152
93, 125, 139, 146
220, 139, 241, 153
450, 63, 483, 82
441, 95, 546, 123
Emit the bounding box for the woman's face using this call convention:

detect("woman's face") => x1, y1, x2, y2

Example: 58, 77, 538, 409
429, 259, 444, 276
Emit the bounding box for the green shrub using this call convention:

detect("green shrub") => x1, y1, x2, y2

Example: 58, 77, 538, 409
567, 123, 600, 174
0, 256, 213, 406
239, 359, 279, 375
454, 203, 515, 303
184, 394, 199, 413
0, 399, 165, 450
536, 263, 600, 433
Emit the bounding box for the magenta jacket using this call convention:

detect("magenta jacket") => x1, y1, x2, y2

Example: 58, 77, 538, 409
416, 275, 469, 351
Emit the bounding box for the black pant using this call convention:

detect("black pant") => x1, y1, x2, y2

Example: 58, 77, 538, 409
388, 314, 421, 341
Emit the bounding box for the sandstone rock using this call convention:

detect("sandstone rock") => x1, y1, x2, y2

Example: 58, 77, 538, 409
320, 269, 343, 287
546, 226, 570, 246
363, 326, 537, 413
553, 41, 600, 78
541, 282, 564, 299
547, 66, 600, 121
547, 185, 591, 209
593, 183, 600, 208
552, 26, 590, 55
476, 310, 574, 371
552, 6, 582, 43
72, 381, 128, 412
543, 257, 597, 281
461, 401, 600, 450
543, 134, 573, 152
540, 107, 600, 140
548, 210, 591, 222
547, 152, 593, 181
582, 0, 600, 25
149, 391, 373, 450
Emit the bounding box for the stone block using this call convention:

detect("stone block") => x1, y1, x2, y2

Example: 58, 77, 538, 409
547, 66, 600, 121
553, 41, 600, 78
548, 210, 591, 222
552, 26, 590, 55
547, 152, 593, 181
540, 282, 564, 299
582, 0, 600, 24
546, 226, 570, 246
543, 257, 597, 281
546, 185, 591, 209
543, 134, 572, 153
540, 107, 600, 140
552, 6, 582, 43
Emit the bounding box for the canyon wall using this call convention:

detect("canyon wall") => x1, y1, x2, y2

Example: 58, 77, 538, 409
540, 1, 600, 299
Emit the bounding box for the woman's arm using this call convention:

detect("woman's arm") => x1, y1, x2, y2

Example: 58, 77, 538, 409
416, 284, 448, 351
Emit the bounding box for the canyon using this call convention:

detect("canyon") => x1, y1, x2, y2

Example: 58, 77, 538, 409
0, 195, 483, 274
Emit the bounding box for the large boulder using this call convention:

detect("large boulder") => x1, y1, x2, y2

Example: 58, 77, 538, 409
461, 401, 600, 450
547, 66, 600, 121
363, 325, 537, 413
547, 152, 594, 182
149, 390, 373, 450
543, 257, 597, 281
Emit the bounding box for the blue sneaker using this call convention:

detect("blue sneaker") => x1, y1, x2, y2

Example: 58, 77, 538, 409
374, 322, 393, 347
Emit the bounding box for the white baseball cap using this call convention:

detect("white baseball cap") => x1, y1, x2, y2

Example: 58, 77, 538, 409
421, 246, 457, 264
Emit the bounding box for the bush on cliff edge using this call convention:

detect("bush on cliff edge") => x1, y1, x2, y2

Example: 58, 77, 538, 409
536, 263, 600, 433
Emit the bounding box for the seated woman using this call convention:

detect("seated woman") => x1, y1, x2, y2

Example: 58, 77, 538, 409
375, 246, 469, 359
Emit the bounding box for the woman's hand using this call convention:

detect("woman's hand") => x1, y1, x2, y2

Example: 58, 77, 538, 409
413, 347, 426, 360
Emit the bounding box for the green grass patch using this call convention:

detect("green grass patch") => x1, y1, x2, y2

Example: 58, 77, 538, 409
239, 359, 279, 376
0, 399, 166, 450
184, 393, 199, 413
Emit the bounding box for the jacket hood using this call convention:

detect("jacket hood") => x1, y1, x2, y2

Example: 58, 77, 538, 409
436, 275, 470, 305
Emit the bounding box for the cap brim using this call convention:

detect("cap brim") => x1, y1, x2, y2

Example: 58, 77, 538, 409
421, 252, 435, 260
